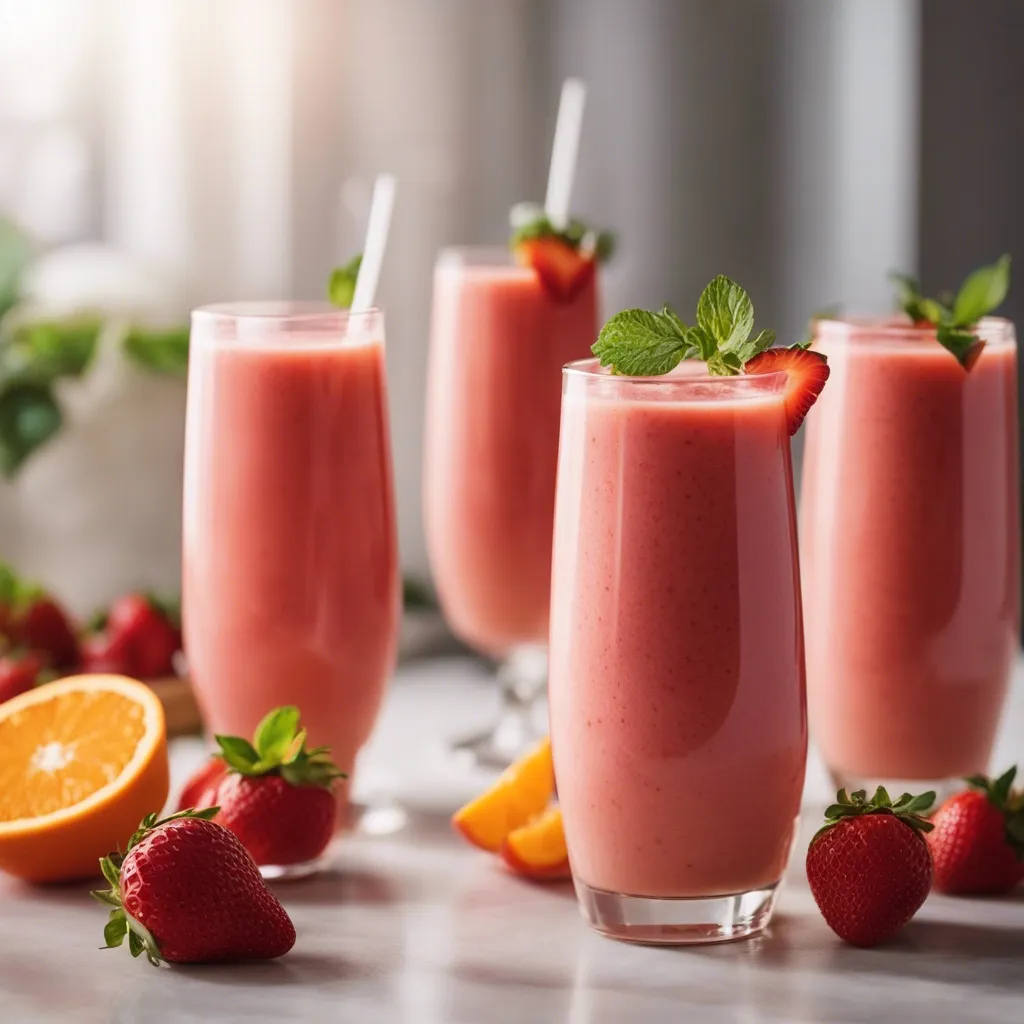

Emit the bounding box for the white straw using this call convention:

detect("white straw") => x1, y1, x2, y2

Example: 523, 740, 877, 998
350, 173, 396, 313
544, 78, 587, 230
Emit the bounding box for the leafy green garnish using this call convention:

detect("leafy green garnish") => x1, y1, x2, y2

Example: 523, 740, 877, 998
328, 253, 363, 308
509, 204, 615, 262
889, 254, 1010, 369
123, 325, 190, 374
592, 275, 777, 377
812, 786, 935, 845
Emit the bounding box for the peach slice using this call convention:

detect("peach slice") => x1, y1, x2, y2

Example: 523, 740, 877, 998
452, 737, 554, 852
501, 805, 570, 880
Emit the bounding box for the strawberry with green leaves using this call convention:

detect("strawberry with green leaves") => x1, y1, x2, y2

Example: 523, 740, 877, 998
93, 808, 296, 965
890, 254, 1010, 369
806, 787, 935, 947
0, 562, 79, 670
510, 203, 615, 303
184, 706, 346, 867
592, 275, 829, 434
927, 767, 1024, 895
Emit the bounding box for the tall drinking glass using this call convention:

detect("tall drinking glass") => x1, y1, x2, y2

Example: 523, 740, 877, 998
801, 317, 1019, 794
549, 360, 807, 944
423, 247, 598, 768
183, 303, 400, 863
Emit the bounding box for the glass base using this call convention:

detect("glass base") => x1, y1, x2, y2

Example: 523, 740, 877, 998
449, 644, 549, 771
574, 880, 780, 945
828, 768, 960, 805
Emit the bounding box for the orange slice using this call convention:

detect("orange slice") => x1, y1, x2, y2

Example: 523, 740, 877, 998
501, 806, 570, 880
0, 674, 169, 882
452, 737, 555, 852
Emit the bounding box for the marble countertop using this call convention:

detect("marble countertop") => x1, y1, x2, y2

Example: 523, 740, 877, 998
2, 656, 1023, 1024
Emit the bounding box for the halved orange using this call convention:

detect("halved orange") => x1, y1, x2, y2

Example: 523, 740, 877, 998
452, 737, 555, 852
501, 806, 570, 880
0, 674, 168, 882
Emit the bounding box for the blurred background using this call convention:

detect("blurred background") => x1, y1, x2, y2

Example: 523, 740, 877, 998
0, 0, 1021, 618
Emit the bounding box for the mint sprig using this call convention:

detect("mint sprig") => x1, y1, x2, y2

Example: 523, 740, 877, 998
889, 254, 1010, 369
509, 203, 615, 262
327, 253, 363, 309
592, 274, 776, 377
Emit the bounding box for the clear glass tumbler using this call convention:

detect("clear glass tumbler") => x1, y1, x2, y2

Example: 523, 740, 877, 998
183, 303, 401, 871
423, 247, 598, 769
549, 359, 807, 944
801, 317, 1019, 797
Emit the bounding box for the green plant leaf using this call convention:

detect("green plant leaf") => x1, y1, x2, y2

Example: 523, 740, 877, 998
328, 254, 363, 308
696, 275, 754, 351
0, 383, 62, 477
936, 325, 980, 367
253, 705, 301, 762
0, 217, 32, 321
100, 856, 121, 889
952, 254, 1010, 326
684, 324, 718, 362
103, 912, 128, 949
215, 735, 261, 772
592, 308, 689, 376
123, 325, 190, 375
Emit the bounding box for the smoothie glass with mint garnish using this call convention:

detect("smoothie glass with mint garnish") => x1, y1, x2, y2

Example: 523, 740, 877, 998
549, 277, 827, 944
801, 257, 1019, 797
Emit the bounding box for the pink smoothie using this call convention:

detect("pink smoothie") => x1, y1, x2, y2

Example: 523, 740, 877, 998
183, 307, 400, 777
549, 361, 807, 898
423, 251, 598, 656
801, 318, 1019, 782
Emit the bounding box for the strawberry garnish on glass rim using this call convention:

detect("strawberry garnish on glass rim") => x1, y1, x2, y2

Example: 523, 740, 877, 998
510, 203, 614, 304
744, 346, 830, 436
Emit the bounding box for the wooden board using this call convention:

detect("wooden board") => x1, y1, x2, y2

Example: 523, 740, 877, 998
149, 676, 203, 737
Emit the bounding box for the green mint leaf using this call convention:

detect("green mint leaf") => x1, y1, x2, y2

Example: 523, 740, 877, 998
215, 735, 261, 773
123, 325, 190, 375
917, 297, 948, 324
0, 383, 62, 477
733, 328, 775, 364
253, 705, 301, 763
592, 308, 688, 376
936, 325, 980, 367
696, 275, 754, 351
706, 351, 741, 377
684, 325, 718, 361
328, 254, 363, 309
952, 254, 1010, 326
889, 271, 934, 323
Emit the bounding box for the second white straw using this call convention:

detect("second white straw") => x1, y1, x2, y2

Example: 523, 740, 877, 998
351, 173, 397, 314
544, 78, 587, 231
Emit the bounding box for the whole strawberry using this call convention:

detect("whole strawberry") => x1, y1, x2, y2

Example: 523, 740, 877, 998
92, 808, 296, 964
211, 706, 346, 867
105, 593, 181, 678
927, 767, 1024, 895
0, 649, 46, 703
177, 756, 228, 812
806, 787, 935, 947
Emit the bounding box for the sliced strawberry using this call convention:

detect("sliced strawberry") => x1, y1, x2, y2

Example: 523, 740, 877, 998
515, 237, 595, 303
744, 347, 830, 435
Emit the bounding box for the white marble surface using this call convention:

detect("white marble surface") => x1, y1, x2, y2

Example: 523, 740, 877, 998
1, 656, 1023, 1024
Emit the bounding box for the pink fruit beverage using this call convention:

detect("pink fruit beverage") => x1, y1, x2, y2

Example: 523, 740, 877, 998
801, 317, 1019, 784
549, 360, 807, 900
183, 305, 400, 777
424, 249, 598, 655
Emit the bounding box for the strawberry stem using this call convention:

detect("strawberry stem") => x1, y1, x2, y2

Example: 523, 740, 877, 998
813, 786, 935, 845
